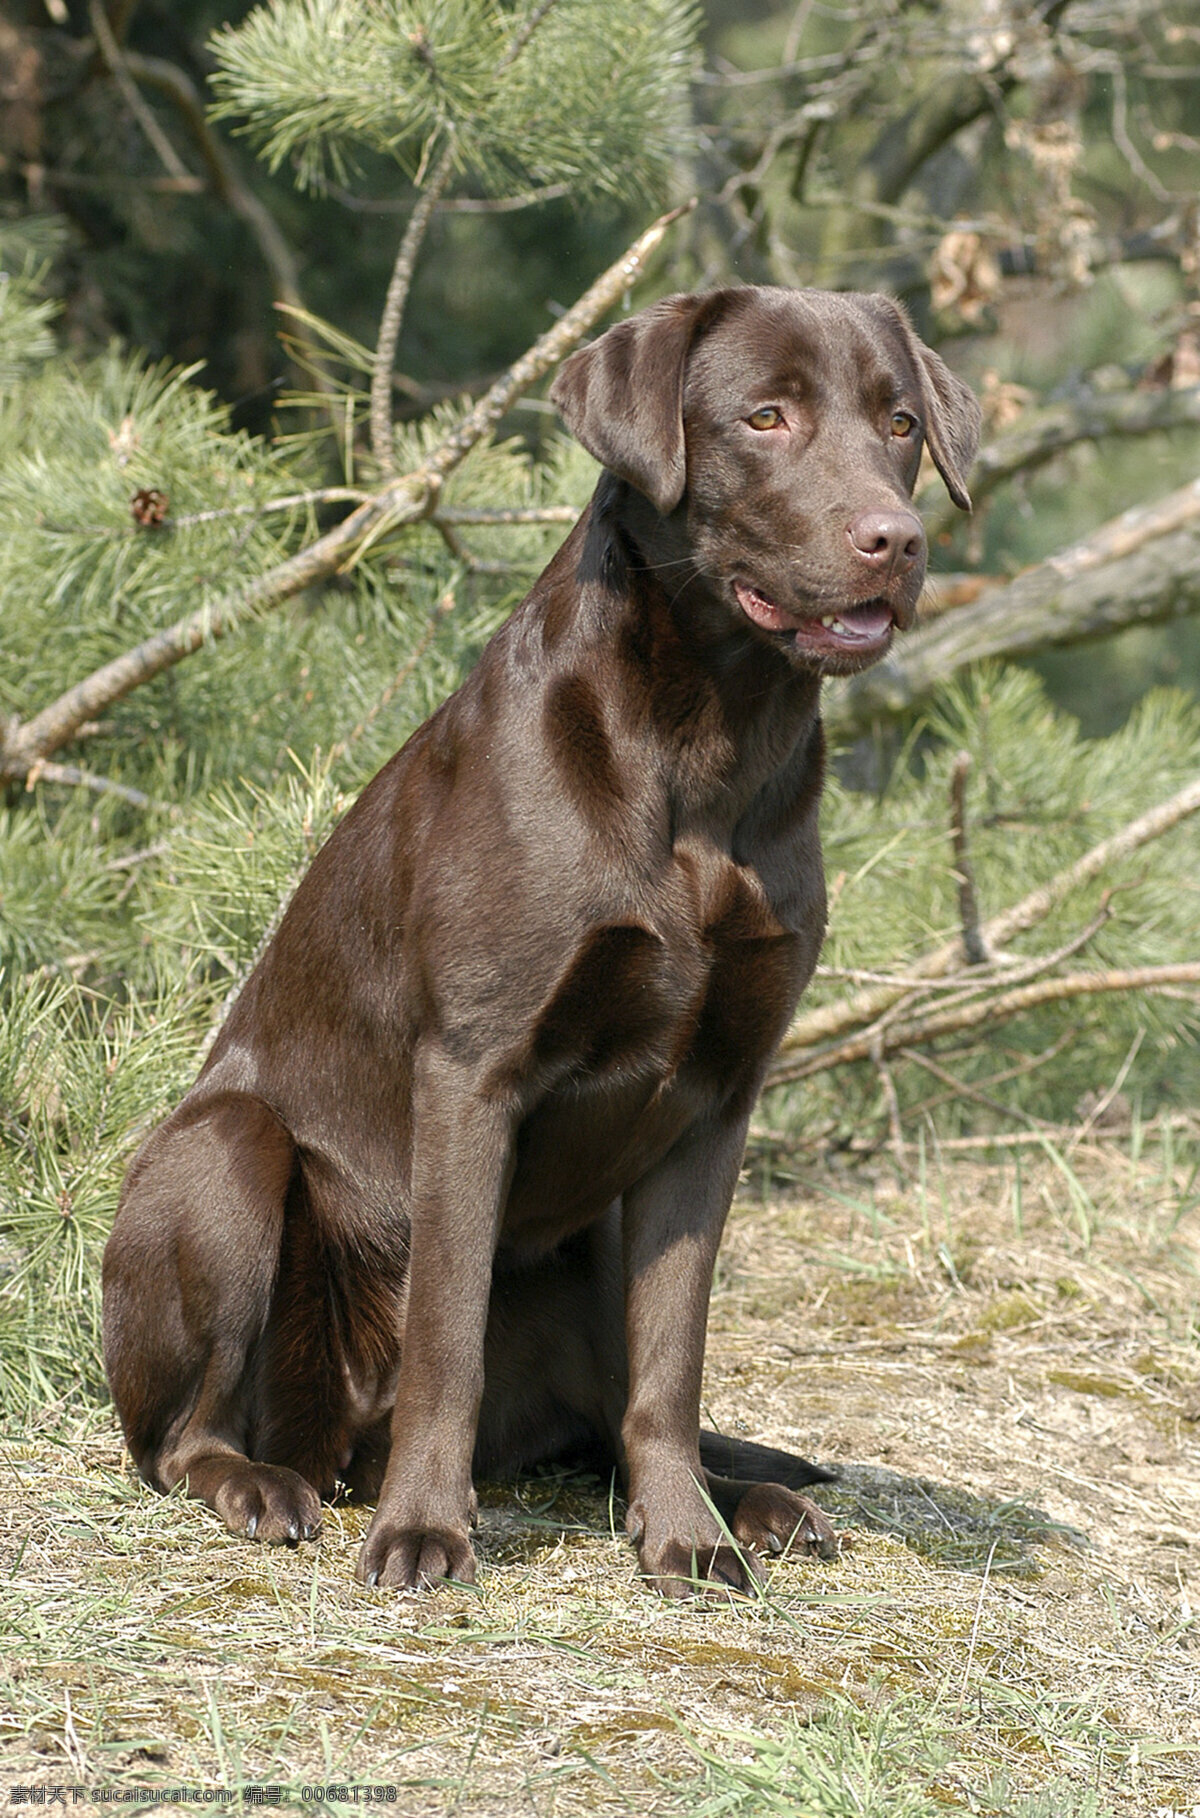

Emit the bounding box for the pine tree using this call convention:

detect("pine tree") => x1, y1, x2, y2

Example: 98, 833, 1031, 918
1, 1, 1198, 1412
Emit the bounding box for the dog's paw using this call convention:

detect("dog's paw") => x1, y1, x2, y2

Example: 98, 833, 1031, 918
731, 1482, 841, 1561
637, 1535, 765, 1599
209, 1461, 322, 1544
355, 1520, 477, 1591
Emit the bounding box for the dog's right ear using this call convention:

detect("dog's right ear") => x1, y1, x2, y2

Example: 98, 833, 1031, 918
550, 293, 723, 517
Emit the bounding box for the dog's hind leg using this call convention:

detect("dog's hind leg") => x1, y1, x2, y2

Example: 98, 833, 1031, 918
102, 1089, 323, 1543
698, 1454, 841, 1561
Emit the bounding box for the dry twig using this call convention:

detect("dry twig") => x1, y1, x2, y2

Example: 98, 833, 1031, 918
949, 751, 986, 966
370, 141, 457, 474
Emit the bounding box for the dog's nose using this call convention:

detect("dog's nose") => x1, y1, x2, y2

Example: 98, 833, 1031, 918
846, 509, 924, 579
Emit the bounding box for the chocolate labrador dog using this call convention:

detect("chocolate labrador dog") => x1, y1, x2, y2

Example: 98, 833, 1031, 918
103, 286, 979, 1595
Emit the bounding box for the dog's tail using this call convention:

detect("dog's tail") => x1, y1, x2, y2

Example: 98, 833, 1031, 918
699, 1429, 836, 1488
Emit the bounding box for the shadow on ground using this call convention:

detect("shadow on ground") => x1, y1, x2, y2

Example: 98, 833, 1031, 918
811, 1461, 1087, 1573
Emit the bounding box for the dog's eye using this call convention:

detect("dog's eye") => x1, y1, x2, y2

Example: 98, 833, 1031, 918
890, 410, 918, 439
747, 406, 785, 431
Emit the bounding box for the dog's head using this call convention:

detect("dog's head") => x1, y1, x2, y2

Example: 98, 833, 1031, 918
550, 286, 981, 676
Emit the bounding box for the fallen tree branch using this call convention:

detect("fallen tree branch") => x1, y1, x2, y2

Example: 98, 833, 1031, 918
769, 963, 1200, 1087
840, 901, 1115, 1062
0, 200, 694, 786
898, 1031, 1074, 1125
895, 1045, 1057, 1131
920, 382, 1200, 538
775, 772, 1200, 1059
827, 476, 1200, 736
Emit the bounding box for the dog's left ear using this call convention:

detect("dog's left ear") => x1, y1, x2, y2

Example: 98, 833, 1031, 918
551, 292, 727, 516
869, 297, 982, 511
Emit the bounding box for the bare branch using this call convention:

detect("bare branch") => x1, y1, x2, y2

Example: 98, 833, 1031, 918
370, 140, 456, 475
327, 182, 571, 215
851, 1110, 1198, 1155
770, 964, 1200, 1088
898, 1032, 1073, 1125
166, 489, 373, 529
434, 506, 579, 526
0, 201, 695, 785
1068, 1027, 1145, 1151
87, 0, 187, 181
505, 0, 563, 64
783, 0, 819, 65
22, 759, 169, 813
776, 772, 1200, 1061
896, 1045, 1057, 1132
870, 1029, 907, 1171
117, 49, 307, 317
948, 752, 987, 966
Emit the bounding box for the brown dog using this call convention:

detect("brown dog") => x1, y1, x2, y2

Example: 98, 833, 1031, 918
103, 287, 979, 1595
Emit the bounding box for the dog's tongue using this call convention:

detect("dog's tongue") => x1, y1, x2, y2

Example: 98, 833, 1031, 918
837, 600, 894, 640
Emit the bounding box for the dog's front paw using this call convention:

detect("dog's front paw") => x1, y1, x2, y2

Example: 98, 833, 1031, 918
356, 1517, 476, 1591
638, 1534, 765, 1599
732, 1482, 842, 1561
627, 1499, 764, 1598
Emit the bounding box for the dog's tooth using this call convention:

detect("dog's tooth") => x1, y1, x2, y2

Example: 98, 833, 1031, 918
820, 614, 834, 627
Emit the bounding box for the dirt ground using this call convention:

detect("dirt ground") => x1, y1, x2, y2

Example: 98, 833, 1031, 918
1, 1142, 1197, 1814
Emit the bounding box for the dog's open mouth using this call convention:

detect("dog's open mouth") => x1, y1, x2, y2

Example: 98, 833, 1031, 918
733, 580, 896, 654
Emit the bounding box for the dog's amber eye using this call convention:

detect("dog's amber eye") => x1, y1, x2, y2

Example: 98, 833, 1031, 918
890, 410, 918, 439
747, 406, 785, 431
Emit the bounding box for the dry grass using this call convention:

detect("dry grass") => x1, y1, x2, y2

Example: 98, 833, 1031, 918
1, 1141, 1197, 1815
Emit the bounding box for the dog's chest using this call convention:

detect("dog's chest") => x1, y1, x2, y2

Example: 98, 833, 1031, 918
502, 841, 805, 1241
663, 832, 803, 1065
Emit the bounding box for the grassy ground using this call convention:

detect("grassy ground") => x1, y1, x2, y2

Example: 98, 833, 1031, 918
1, 1141, 1197, 1815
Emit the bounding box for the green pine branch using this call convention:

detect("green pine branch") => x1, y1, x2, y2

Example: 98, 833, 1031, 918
209, 0, 699, 204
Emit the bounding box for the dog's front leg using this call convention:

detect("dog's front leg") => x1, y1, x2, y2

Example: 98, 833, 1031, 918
356, 1048, 514, 1591
620, 1108, 759, 1597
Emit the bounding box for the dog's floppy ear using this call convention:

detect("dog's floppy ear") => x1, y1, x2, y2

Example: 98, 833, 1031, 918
550, 292, 724, 516
869, 297, 982, 511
